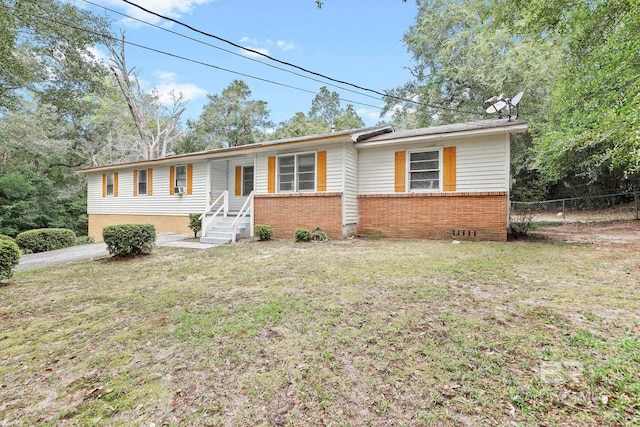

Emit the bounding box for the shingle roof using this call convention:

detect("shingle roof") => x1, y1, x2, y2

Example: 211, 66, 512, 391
358, 119, 527, 143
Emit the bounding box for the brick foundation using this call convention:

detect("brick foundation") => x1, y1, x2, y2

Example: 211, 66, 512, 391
254, 193, 344, 239
358, 192, 508, 241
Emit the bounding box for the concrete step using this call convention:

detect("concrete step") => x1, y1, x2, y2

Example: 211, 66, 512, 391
200, 236, 231, 245
205, 230, 236, 238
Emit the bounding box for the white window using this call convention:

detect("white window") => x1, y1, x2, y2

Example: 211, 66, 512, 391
409, 149, 441, 191
106, 172, 114, 196
138, 169, 147, 195
242, 166, 254, 196
278, 153, 316, 192
175, 165, 187, 188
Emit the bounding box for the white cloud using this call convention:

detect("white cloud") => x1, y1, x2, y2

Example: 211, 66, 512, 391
238, 37, 296, 57
153, 70, 207, 104
100, 0, 215, 27
240, 46, 271, 58
276, 40, 295, 51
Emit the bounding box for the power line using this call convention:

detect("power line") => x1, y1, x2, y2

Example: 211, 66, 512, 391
4, 4, 386, 112
119, 0, 479, 115
81, 0, 385, 103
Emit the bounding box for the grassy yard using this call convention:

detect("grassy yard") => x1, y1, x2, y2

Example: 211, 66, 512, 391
1, 238, 639, 426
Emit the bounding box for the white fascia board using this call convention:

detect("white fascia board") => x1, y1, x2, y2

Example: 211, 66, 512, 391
355, 124, 528, 149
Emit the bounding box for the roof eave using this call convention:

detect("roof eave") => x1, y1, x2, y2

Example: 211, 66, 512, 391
355, 122, 528, 148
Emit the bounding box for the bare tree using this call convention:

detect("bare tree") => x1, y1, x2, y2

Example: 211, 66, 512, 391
107, 32, 185, 160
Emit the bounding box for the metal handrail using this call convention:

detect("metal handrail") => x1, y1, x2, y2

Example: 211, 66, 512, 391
200, 190, 228, 238
231, 191, 254, 243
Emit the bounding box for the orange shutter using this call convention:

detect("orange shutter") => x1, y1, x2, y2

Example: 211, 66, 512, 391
113, 172, 119, 197
133, 170, 138, 196
235, 165, 242, 196
317, 151, 327, 192
267, 156, 276, 193
443, 146, 457, 192
102, 174, 106, 197
169, 166, 175, 195
186, 164, 193, 195
147, 168, 153, 196
394, 151, 406, 192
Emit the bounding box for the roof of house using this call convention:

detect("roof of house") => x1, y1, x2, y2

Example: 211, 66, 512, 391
77, 124, 394, 173
77, 119, 528, 173
356, 119, 528, 145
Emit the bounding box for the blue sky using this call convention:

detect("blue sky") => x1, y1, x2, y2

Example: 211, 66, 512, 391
81, 0, 418, 127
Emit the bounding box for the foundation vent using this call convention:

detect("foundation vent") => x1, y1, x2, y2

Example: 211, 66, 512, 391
452, 230, 477, 237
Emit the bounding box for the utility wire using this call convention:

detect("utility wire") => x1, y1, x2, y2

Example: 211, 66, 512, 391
119, 0, 480, 115
4, 4, 385, 111
81, 0, 384, 103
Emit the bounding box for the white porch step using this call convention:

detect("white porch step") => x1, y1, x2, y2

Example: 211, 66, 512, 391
200, 212, 252, 245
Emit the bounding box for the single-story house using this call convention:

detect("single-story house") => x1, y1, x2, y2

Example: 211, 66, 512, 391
77, 119, 527, 243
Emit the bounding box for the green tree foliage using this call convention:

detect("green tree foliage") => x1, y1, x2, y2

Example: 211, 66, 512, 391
272, 112, 328, 139
273, 87, 366, 139
393, 0, 639, 198
334, 104, 365, 131
0, 0, 111, 112
309, 86, 341, 125
309, 86, 365, 131
532, 1, 640, 191
188, 80, 272, 148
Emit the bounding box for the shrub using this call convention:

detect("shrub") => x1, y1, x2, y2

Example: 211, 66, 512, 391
188, 213, 202, 238
0, 240, 20, 282
0, 234, 15, 243
509, 209, 534, 239
75, 235, 95, 245
15, 228, 76, 253
254, 224, 273, 241
102, 224, 156, 258
294, 228, 312, 242
310, 229, 330, 242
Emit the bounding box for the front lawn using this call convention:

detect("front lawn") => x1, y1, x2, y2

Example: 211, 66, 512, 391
1, 238, 638, 426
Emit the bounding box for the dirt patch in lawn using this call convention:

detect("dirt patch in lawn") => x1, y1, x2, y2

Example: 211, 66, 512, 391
530, 219, 640, 244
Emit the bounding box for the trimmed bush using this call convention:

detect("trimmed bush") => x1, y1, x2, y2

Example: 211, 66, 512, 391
75, 236, 95, 245
254, 224, 273, 241
294, 228, 312, 242
15, 228, 76, 254
103, 224, 156, 258
0, 234, 15, 243
0, 240, 20, 282
188, 213, 202, 238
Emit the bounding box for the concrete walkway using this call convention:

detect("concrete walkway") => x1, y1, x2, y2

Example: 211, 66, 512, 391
15, 233, 213, 272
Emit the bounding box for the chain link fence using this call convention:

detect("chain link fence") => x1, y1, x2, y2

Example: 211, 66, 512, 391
511, 192, 639, 224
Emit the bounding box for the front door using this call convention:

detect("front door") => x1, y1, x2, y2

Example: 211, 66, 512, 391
229, 159, 254, 212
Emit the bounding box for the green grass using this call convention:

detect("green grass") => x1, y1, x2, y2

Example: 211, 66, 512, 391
1, 238, 639, 426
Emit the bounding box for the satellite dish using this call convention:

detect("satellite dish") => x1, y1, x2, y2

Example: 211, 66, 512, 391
511, 91, 524, 107
484, 91, 524, 120
486, 100, 506, 114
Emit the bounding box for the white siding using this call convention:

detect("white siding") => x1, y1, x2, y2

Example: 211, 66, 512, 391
87, 161, 209, 215
358, 146, 395, 194
357, 134, 509, 194
254, 144, 344, 195
255, 153, 269, 194
456, 136, 509, 191
227, 158, 255, 212
342, 142, 358, 224
209, 160, 228, 197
